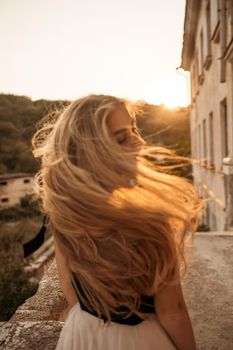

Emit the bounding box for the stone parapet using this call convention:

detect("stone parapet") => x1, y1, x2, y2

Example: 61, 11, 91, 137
0, 261, 65, 350
11, 261, 66, 322
0, 321, 62, 350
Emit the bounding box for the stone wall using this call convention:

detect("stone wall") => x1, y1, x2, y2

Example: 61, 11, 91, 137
0, 262, 65, 350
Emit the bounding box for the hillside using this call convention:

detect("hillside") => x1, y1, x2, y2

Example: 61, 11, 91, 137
0, 94, 69, 174
0, 94, 190, 174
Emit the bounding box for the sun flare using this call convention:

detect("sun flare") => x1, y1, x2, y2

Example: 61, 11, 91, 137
135, 72, 189, 109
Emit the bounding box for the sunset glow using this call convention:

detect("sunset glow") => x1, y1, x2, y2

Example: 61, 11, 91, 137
134, 71, 189, 108
0, 0, 187, 106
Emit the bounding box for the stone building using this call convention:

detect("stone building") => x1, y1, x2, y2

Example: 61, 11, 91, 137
0, 173, 35, 209
181, 0, 233, 230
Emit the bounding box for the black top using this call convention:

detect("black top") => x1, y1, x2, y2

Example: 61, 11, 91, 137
72, 274, 156, 325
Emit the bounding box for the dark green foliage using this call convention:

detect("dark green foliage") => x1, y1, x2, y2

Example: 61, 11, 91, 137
0, 195, 48, 321
0, 94, 69, 174
0, 195, 42, 221
0, 94, 191, 176
0, 263, 38, 321
0, 217, 45, 320
0, 201, 46, 319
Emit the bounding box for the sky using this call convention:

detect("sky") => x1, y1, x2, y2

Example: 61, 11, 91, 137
0, 0, 188, 107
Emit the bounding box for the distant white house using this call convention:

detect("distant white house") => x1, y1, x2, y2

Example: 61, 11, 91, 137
0, 173, 36, 209
181, 0, 233, 230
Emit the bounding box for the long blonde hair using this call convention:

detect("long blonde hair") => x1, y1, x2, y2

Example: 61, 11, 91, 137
32, 94, 204, 322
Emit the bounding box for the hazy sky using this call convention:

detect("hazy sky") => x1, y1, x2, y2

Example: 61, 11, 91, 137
0, 0, 188, 107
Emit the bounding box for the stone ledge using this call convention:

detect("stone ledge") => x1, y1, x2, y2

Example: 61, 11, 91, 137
196, 231, 233, 237
10, 261, 67, 322
0, 321, 63, 350
183, 235, 233, 350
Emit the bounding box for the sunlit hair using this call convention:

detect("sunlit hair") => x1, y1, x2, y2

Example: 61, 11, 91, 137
32, 94, 205, 323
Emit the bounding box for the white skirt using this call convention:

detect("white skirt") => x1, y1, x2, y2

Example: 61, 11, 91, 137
55, 303, 176, 350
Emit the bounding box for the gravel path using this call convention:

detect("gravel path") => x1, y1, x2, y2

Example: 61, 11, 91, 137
182, 234, 233, 350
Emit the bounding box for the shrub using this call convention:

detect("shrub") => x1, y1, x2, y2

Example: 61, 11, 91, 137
0, 217, 46, 320
0, 195, 42, 221
0, 261, 38, 321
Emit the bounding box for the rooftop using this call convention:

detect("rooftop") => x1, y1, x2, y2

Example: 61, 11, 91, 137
0, 173, 34, 181
181, 0, 201, 70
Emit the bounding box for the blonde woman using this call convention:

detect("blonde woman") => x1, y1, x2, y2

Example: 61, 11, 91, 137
32, 94, 204, 350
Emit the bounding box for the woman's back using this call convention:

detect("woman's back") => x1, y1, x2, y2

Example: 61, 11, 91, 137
72, 272, 156, 325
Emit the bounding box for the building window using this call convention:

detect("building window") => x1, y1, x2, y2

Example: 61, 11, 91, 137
226, 0, 233, 39
205, 1, 212, 69
0, 181, 7, 186
198, 124, 202, 160
203, 119, 207, 165
204, 202, 210, 228
23, 179, 30, 184
195, 127, 198, 158
198, 33, 204, 85
220, 98, 228, 158
224, 0, 233, 63
220, 0, 227, 82
229, 0, 233, 38
208, 112, 215, 168
191, 62, 197, 100
191, 126, 195, 157
212, 0, 220, 43
200, 30, 204, 68
195, 51, 201, 90
1, 197, 9, 203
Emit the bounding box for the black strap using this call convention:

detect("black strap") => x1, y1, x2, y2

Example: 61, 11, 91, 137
23, 216, 48, 258
72, 273, 155, 325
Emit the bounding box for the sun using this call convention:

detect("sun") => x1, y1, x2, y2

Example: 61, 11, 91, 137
162, 94, 187, 109
135, 72, 189, 108
163, 100, 183, 109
